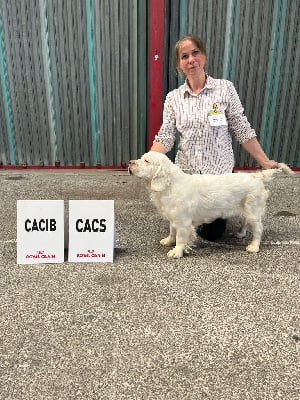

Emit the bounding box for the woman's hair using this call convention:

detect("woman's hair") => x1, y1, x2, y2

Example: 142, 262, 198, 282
174, 34, 207, 73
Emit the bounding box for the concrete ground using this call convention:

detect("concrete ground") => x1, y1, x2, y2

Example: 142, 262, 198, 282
0, 168, 299, 400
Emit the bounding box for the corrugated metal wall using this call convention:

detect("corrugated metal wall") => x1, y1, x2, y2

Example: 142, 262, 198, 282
0, 0, 147, 166
0, 0, 299, 167
164, 0, 300, 167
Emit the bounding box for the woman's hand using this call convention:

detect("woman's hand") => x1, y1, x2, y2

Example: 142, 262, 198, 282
259, 159, 280, 170
242, 138, 280, 170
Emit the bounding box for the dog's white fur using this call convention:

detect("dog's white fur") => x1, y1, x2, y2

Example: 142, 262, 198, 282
129, 151, 294, 258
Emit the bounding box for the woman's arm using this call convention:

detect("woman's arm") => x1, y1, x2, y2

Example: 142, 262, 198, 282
150, 93, 177, 152
150, 141, 167, 153
225, 82, 279, 169
242, 137, 279, 169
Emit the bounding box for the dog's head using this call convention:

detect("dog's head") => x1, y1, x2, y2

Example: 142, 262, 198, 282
128, 151, 172, 191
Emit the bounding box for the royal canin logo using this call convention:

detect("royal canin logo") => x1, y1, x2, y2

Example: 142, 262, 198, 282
26, 250, 56, 259
76, 249, 106, 258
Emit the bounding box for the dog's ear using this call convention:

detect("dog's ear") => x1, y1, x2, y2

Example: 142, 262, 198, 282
151, 166, 170, 191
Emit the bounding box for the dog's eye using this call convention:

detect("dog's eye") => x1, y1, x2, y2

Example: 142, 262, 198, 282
144, 159, 150, 164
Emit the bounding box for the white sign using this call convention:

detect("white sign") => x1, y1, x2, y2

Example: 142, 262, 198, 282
17, 200, 64, 264
68, 200, 114, 263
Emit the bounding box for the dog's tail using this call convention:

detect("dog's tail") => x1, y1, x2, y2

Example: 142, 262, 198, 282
258, 163, 295, 182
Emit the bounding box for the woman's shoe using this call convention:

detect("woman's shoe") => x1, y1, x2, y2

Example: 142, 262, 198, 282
197, 218, 226, 241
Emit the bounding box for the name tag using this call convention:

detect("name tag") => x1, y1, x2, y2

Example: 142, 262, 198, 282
208, 112, 228, 127
208, 103, 228, 127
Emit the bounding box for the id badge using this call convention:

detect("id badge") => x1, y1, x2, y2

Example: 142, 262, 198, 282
208, 103, 228, 127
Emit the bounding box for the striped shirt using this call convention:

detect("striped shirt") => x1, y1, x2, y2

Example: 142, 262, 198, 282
153, 76, 256, 174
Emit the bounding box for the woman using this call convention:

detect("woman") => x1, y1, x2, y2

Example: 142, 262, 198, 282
150, 34, 279, 241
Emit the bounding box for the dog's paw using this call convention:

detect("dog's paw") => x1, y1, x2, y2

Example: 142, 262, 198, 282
246, 242, 260, 253
167, 247, 184, 258
160, 237, 175, 247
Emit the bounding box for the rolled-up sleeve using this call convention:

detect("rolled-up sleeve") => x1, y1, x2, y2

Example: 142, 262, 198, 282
226, 81, 257, 143
153, 93, 177, 152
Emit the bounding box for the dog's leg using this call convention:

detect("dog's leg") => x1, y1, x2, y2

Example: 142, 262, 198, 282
160, 223, 176, 247
167, 225, 195, 258
239, 191, 265, 253
235, 217, 247, 239
244, 189, 268, 253
243, 195, 266, 253
246, 217, 263, 253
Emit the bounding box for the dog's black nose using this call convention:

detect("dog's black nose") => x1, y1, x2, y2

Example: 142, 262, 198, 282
128, 160, 135, 175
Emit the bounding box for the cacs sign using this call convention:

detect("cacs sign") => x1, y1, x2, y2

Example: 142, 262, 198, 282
68, 200, 114, 263
17, 200, 64, 264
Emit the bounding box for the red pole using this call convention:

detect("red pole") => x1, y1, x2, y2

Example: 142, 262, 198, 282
148, 0, 165, 149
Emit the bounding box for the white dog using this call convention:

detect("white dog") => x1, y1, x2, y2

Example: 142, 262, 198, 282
129, 151, 294, 258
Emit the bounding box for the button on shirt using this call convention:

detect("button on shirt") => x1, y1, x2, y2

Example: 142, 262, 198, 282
153, 76, 257, 174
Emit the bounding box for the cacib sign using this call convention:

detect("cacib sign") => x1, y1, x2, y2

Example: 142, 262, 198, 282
17, 200, 65, 264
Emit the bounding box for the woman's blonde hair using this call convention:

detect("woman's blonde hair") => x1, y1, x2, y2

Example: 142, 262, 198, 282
174, 34, 207, 73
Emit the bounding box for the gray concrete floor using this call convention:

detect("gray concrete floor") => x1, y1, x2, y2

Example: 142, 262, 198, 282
0, 168, 299, 400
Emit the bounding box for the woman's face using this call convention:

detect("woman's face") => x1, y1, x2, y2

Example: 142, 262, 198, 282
178, 40, 206, 77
